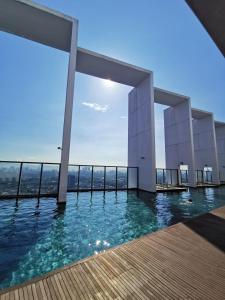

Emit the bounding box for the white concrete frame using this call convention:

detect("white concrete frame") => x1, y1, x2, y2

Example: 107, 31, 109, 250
0, 0, 79, 202
215, 121, 225, 182
128, 75, 156, 192
76, 49, 156, 192
192, 109, 220, 185
1, 0, 225, 200
0, 0, 156, 199
154, 88, 196, 187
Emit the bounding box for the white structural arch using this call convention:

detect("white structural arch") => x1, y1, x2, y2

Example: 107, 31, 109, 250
192, 109, 220, 185
214, 121, 225, 182
0, 0, 157, 200
1, 0, 224, 202
76, 48, 156, 193
0, 0, 79, 202
154, 88, 196, 187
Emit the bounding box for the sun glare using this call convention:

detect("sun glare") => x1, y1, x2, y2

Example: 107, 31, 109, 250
103, 79, 114, 88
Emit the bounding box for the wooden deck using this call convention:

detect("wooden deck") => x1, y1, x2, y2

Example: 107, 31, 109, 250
196, 183, 220, 188
1, 206, 225, 300
156, 185, 187, 192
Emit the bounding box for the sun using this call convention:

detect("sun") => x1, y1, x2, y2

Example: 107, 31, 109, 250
103, 79, 114, 88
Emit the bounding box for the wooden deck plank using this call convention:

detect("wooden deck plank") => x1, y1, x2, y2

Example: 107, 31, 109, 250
62, 270, 81, 299
77, 264, 104, 300
1, 206, 225, 300
86, 259, 118, 299
140, 237, 222, 296
135, 239, 222, 299
94, 256, 149, 300
18, 289, 24, 300
116, 246, 194, 299
67, 268, 87, 299
45, 277, 58, 300
14, 290, 19, 300
167, 224, 225, 262
71, 265, 93, 300
152, 230, 225, 276
40, 280, 51, 300
110, 251, 172, 300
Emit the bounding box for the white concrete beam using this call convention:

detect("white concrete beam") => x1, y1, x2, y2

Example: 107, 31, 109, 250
0, 0, 75, 52
164, 100, 196, 187
128, 74, 156, 192
76, 47, 151, 87
154, 87, 189, 106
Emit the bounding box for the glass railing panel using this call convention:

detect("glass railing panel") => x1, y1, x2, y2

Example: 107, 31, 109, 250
156, 169, 179, 186
117, 167, 127, 189
0, 161, 139, 195
68, 165, 79, 191
79, 166, 92, 190
166, 169, 179, 186
128, 167, 138, 188
204, 171, 212, 183
0, 162, 21, 196
156, 169, 164, 185
19, 163, 41, 195
170, 169, 178, 186
164, 169, 172, 186
196, 170, 203, 183
40, 164, 59, 194
180, 170, 188, 184
92, 166, 104, 189
105, 167, 116, 189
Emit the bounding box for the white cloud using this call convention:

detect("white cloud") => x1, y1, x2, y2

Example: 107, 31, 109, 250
82, 102, 109, 112
120, 115, 127, 119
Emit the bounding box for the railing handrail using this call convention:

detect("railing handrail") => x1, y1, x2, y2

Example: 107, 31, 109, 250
156, 168, 178, 171
69, 164, 137, 168
0, 160, 60, 165
0, 160, 137, 169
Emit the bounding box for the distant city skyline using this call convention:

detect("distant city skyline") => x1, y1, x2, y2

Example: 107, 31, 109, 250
0, 0, 224, 167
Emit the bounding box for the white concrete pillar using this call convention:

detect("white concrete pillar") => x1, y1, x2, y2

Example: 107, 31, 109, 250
58, 20, 78, 203
193, 114, 220, 185
215, 123, 225, 182
164, 100, 196, 187
128, 73, 156, 192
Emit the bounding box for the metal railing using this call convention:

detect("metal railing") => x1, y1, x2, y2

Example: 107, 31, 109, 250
196, 170, 213, 184
0, 161, 138, 199
180, 170, 189, 185
156, 168, 216, 187
67, 164, 138, 192
156, 168, 179, 188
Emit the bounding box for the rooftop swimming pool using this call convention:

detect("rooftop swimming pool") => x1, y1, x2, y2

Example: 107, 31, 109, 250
1, 187, 225, 289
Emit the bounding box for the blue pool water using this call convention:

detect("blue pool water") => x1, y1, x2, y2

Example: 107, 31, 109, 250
1, 187, 225, 289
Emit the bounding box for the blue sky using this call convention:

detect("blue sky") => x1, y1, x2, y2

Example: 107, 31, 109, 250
0, 0, 224, 167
